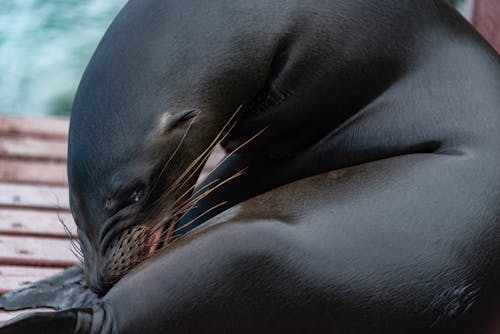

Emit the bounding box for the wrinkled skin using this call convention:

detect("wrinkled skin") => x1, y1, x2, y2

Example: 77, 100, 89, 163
1, 0, 500, 333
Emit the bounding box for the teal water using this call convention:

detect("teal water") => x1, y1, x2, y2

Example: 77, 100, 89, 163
0, 0, 126, 116
0, 0, 466, 117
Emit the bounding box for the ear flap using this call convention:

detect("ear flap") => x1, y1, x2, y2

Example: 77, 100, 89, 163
160, 108, 201, 133
0, 308, 91, 334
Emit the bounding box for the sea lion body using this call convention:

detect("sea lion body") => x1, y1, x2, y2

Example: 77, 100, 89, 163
1, 0, 500, 333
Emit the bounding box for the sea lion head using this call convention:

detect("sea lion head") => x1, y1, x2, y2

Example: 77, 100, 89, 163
65, 1, 276, 295
66, 31, 251, 296
65, 0, 282, 295
68, 99, 229, 294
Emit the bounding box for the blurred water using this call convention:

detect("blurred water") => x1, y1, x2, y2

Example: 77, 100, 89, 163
0, 0, 467, 117
0, 0, 126, 116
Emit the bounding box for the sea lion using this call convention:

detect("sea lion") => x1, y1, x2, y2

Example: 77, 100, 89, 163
1, 0, 500, 333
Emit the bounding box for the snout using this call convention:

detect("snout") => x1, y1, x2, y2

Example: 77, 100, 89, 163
86, 224, 156, 295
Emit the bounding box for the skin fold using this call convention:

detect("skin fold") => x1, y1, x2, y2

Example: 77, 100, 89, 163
1, 0, 499, 333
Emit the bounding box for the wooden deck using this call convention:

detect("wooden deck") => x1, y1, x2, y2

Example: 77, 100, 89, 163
0, 116, 73, 322
0, 115, 224, 323
472, 0, 500, 54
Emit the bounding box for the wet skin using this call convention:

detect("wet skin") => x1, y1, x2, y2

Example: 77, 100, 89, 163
1, 0, 500, 333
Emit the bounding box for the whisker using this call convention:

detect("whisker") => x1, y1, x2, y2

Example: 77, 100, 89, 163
162, 218, 178, 245
165, 149, 211, 197
161, 105, 242, 195
165, 161, 221, 212
150, 113, 199, 192
145, 138, 218, 223
148, 167, 247, 248
106, 107, 272, 280
171, 201, 228, 235
157, 105, 241, 197
138, 202, 230, 265
198, 126, 268, 185
144, 141, 221, 225
164, 122, 234, 196
168, 125, 266, 220
143, 127, 266, 250
56, 211, 84, 263
149, 120, 245, 223
142, 105, 244, 225
139, 123, 267, 256
168, 125, 266, 217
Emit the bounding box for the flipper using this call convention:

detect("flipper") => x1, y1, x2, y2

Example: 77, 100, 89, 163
0, 265, 96, 311
0, 308, 92, 334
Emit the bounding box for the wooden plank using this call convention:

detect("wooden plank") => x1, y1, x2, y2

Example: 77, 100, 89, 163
0, 309, 55, 324
0, 235, 78, 267
0, 266, 63, 293
0, 116, 68, 140
473, 0, 500, 54
0, 209, 76, 238
0, 160, 67, 186
0, 183, 69, 211
0, 137, 67, 162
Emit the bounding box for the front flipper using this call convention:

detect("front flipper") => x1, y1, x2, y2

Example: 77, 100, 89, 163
0, 308, 93, 334
0, 265, 96, 311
